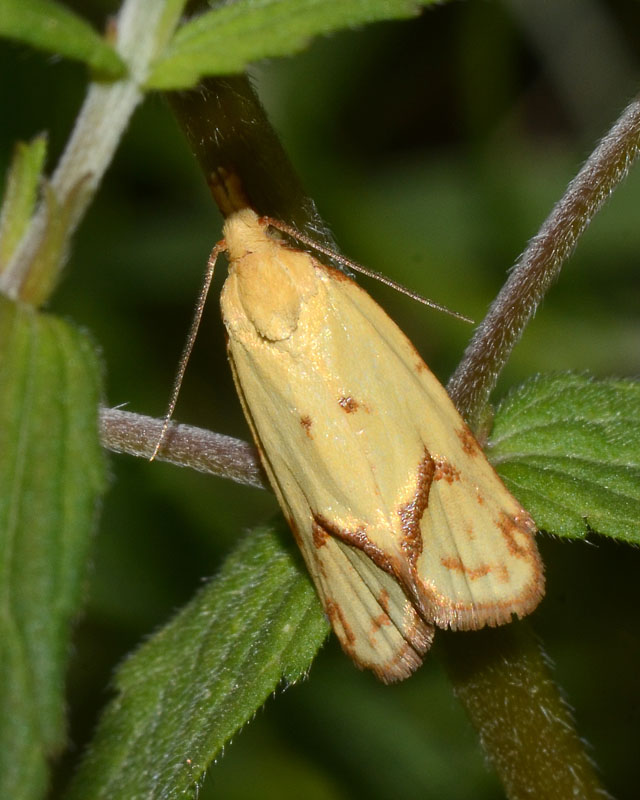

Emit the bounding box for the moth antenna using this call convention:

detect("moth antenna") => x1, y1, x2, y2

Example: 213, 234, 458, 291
150, 240, 225, 462
261, 216, 473, 324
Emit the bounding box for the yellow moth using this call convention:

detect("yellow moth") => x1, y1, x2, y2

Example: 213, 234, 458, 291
157, 175, 544, 683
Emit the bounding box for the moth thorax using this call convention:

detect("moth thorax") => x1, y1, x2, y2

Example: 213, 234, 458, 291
223, 208, 268, 260
236, 253, 303, 342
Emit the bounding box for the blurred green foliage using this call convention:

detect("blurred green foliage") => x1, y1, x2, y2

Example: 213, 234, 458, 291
1, 1, 639, 798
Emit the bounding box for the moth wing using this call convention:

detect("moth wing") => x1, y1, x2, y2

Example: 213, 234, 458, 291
410, 422, 541, 630
227, 347, 434, 682
318, 270, 544, 630
221, 225, 542, 679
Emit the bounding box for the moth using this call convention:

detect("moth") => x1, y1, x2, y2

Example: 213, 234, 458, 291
157, 177, 544, 683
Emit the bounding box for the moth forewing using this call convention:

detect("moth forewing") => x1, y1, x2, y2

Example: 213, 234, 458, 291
408, 419, 542, 631
281, 254, 542, 632
222, 228, 435, 682
218, 208, 543, 682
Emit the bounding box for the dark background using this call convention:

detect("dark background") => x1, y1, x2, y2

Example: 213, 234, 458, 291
1, 1, 639, 797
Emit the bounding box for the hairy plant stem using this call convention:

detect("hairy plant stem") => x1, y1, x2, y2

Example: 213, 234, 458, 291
0, 0, 186, 305
447, 94, 640, 429
99, 407, 265, 489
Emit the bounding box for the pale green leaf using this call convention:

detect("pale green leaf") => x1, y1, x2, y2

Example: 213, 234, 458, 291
488, 373, 640, 542
0, 0, 126, 79
0, 136, 47, 272
147, 0, 437, 89
64, 524, 328, 800
15, 176, 92, 307
0, 295, 106, 799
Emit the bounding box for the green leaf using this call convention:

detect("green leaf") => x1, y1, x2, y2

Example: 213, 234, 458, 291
8, 175, 92, 308
147, 0, 436, 89
0, 0, 126, 79
488, 373, 640, 542
18, 179, 90, 307
0, 135, 47, 272
64, 524, 328, 800
0, 295, 106, 799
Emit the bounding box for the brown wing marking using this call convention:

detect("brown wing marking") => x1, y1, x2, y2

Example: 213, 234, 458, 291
338, 396, 359, 413
456, 424, 483, 457
314, 513, 398, 579
300, 415, 313, 437
311, 516, 434, 682
433, 456, 461, 484
398, 449, 434, 572
411, 483, 544, 630
497, 511, 538, 558
439, 557, 492, 580
312, 519, 329, 549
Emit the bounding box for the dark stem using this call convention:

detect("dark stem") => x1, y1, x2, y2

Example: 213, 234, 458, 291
166, 78, 337, 245
441, 625, 612, 800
